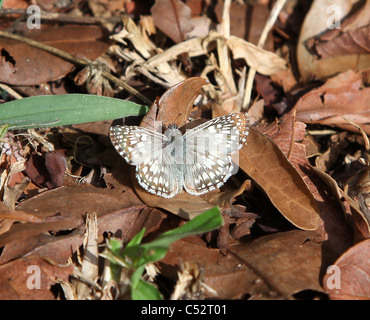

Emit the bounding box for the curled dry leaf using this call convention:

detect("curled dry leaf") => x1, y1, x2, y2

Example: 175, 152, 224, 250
307, 23, 370, 59
324, 239, 370, 300
343, 188, 370, 242
155, 77, 209, 127
295, 69, 370, 135
24, 151, 66, 189
226, 36, 287, 75
297, 0, 370, 82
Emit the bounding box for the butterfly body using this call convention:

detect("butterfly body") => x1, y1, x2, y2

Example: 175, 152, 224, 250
110, 113, 250, 198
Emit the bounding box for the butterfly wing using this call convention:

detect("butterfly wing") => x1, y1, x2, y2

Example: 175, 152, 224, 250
183, 113, 249, 195
109, 126, 165, 165
109, 125, 181, 198
183, 153, 233, 195
183, 112, 250, 154
135, 160, 181, 198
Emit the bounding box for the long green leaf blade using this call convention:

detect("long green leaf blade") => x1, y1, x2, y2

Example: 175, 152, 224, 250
0, 94, 148, 129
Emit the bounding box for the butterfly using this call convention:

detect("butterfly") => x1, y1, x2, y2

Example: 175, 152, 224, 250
109, 113, 250, 198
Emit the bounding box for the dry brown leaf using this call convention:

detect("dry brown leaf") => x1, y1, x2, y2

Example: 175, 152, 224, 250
295, 69, 370, 135
226, 35, 287, 75
160, 230, 323, 299
238, 128, 321, 231
343, 188, 370, 242
227, 229, 324, 299
260, 112, 354, 261
0, 257, 73, 300
307, 23, 370, 58
0, 183, 147, 257
159, 236, 267, 299
0, 230, 85, 265
324, 239, 370, 300
151, 0, 193, 44
156, 77, 208, 127
0, 25, 110, 85
297, 0, 370, 82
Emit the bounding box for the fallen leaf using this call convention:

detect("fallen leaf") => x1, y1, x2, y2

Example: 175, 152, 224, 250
227, 229, 324, 299
295, 69, 370, 135
260, 112, 353, 261
254, 74, 288, 114
0, 183, 148, 258
160, 230, 324, 299
24, 151, 66, 189
238, 128, 322, 231
155, 77, 209, 127
297, 0, 370, 82
324, 239, 370, 300
0, 257, 73, 300
0, 25, 110, 85
151, 0, 193, 44
307, 23, 370, 59
226, 35, 287, 75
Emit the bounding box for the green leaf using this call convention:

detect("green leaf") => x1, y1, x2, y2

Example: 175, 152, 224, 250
144, 206, 223, 249
104, 207, 223, 300
108, 238, 123, 254
126, 228, 146, 248
0, 94, 148, 129
131, 265, 146, 290
127, 207, 223, 271
131, 279, 163, 300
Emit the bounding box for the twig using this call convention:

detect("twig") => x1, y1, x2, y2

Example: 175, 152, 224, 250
218, 0, 237, 95
0, 30, 152, 106
221, 0, 232, 38
0, 83, 23, 99
242, 0, 287, 110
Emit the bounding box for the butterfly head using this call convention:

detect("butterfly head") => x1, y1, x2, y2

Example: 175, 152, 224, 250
164, 124, 182, 140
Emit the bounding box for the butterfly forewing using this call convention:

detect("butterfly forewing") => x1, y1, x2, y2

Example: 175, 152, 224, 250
183, 112, 250, 155
109, 126, 165, 165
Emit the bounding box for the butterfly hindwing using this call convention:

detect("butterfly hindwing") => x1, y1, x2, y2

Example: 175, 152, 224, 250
135, 159, 181, 198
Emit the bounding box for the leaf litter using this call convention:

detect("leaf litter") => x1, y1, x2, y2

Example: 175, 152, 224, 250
0, 0, 369, 300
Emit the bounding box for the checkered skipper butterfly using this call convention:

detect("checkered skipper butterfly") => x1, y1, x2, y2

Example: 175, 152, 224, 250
109, 113, 250, 198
